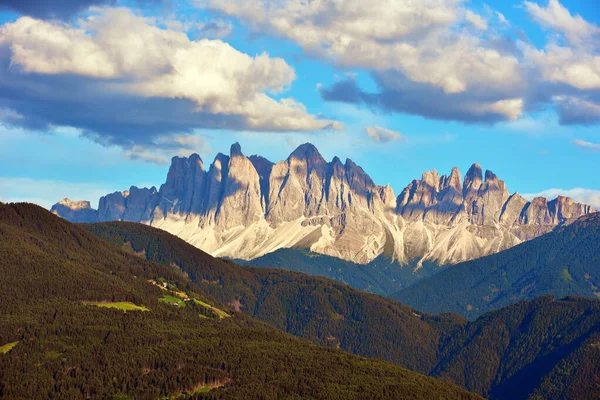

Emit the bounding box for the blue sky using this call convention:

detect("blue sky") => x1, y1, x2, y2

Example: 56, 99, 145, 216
0, 0, 599, 209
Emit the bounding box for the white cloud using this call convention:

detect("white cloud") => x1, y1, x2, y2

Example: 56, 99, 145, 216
205, 0, 600, 127
496, 11, 509, 26
205, 0, 524, 119
364, 126, 407, 143
525, 44, 600, 90
121, 134, 210, 165
524, 0, 600, 46
522, 0, 600, 98
553, 96, 600, 124
465, 10, 488, 31
572, 139, 600, 151
0, 107, 23, 123
122, 148, 169, 165
522, 188, 600, 209
0, 8, 337, 132
0, 177, 116, 209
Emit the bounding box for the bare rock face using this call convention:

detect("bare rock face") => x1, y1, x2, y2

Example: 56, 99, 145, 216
267, 143, 328, 223
52, 143, 596, 268
158, 154, 205, 217
51, 198, 98, 223
215, 144, 263, 230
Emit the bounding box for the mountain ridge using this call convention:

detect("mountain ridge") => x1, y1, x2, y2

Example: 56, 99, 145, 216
52, 142, 595, 267
393, 211, 600, 319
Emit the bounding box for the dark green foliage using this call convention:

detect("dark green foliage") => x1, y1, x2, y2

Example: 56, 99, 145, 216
0, 203, 478, 399
84, 221, 460, 375
85, 217, 600, 400
237, 249, 439, 296
393, 212, 600, 319
432, 296, 600, 399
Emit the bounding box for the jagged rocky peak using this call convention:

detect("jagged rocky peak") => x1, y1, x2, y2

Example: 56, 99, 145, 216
344, 158, 377, 199
499, 192, 529, 225
249, 155, 274, 178
463, 163, 483, 201
441, 167, 462, 189
216, 142, 264, 229
266, 143, 329, 223
288, 142, 326, 164
378, 185, 397, 210
51, 198, 98, 223
484, 169, 498, 181
51, 143, 596, 266
230, 142, 243, 157
55, 198, 92, 210
249, 155, 274, 209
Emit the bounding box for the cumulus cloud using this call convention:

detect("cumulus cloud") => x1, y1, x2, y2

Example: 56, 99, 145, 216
521, 0, 600, 125
522, 188, 600, 210
465, 11, 488, 31
206, 0, 600, 126
0, 107, 23, 123
524, 0, 600, 47
525, 43, 600, 91
205, 0, 526, 123
365, 126, 407, 143
554, 96, 600, 125
122, 135, 209, 165
572, 139, 600, 151
0, 8, 337, 156
320, 76, 523, 123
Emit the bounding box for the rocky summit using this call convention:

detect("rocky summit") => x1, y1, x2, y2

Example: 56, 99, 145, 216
52, 143, 595, 266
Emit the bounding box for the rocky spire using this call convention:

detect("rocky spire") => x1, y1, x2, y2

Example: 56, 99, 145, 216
463, 163, 483, 202
51, 144, 596, 266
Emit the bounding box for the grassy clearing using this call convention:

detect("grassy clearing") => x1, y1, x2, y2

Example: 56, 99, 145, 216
562, 268, 574, 282
149, 278, 229, 318
159, 295, 186, 307
169, 385, 215, 399
0, 341, 18, 354
83, 301, 149, 312
193, 299, 230, 319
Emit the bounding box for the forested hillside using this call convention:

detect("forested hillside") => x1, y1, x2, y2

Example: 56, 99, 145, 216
394, 212, 600, 319
84, 221, 457, 374
86, 219, 600, 399
0, 203, 479, 399
238, 248, 438, 295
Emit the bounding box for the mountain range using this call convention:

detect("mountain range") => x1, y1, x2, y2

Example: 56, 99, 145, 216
52, 143, 595, 270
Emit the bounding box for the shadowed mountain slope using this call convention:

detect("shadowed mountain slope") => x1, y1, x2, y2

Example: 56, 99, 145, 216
393, 212, 600, 319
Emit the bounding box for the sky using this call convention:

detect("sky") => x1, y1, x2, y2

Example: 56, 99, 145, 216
0, 0, 599, 209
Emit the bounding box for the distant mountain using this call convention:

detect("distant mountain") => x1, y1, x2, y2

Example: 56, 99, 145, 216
0, 202, 478, 399
238, 248, 439, 295
393, 212, 600, 319
85, 219, 600, 400
52, 142, 594, 270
